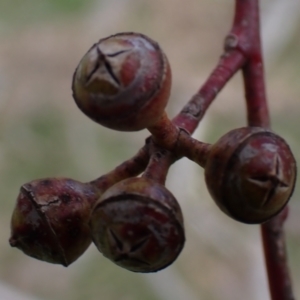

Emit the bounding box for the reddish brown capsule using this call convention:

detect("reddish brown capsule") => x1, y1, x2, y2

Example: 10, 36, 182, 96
72, 32, 171, 131
205, 127, 297, 224
9, 178, 99, 266
90, 177, 185, 273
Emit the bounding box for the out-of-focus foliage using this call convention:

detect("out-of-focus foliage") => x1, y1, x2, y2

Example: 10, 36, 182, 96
0, 0, 92, 25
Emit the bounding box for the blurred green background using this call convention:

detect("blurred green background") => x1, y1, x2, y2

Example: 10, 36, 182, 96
0, 0, 300, 299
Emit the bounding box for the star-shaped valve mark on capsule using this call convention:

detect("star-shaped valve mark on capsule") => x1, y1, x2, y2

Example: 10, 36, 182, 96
86, 47, 131, 88
247, 154, 289, 207
107, 227, 151, 266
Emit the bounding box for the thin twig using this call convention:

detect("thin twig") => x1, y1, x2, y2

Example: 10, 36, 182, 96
172, 50, 245, 133
90, 145, 150, 194
261, 208, 295, 300
231, 0, 294, 299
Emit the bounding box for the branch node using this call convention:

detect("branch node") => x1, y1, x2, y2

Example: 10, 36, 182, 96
224, 34, 239, 51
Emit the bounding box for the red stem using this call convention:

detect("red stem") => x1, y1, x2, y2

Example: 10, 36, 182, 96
261, 207, 295, 300
231, 0, 270, 128
142, 145, 174, 185
89, 145, 149, 195
172, 50, 245, 133
148, 112, 180, 150
230, 1, 294, 299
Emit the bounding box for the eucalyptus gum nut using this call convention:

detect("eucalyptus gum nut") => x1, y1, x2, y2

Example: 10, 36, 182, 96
204, 127, 297, 224
9, 178, 99, 266
90, 177, 185, 273
72, 32, 171, 131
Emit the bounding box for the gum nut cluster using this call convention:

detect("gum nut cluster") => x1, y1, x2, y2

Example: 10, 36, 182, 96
9, 178, 99, 266
89, 177, 185, 273
72, 32, 172, 131
205, 127, 297, 224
